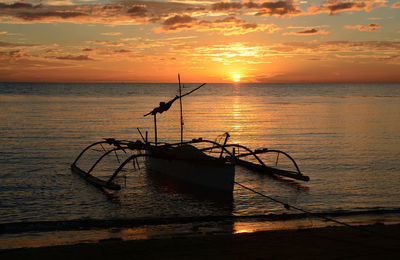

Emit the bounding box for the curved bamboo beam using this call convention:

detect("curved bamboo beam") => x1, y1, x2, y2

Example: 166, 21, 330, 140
263, 149, 302, 176
72, 141, 110, 166
107, 154, 151, 185
86, 147, 127, 175
200, 142, 303, 177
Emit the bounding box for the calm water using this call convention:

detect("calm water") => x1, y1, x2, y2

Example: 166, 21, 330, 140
1, 82, 400, 248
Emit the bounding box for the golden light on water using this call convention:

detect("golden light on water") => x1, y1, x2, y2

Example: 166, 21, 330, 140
233, 74, 241, 82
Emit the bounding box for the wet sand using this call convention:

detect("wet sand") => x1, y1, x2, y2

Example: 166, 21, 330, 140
1, 223, 400, 259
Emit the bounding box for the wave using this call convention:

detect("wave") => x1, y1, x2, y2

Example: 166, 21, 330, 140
2, 208, 400, 235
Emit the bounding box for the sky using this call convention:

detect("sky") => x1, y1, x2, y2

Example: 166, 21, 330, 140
0, 0, 399, 83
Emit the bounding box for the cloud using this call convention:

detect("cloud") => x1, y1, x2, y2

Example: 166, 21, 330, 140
210, 1, 303, 16
279, 41, 400, 58
322, 41, 400, 50
87, 40, 126, 47
0, 0, 388, 27
177, 42, 275, 65
0, 49, 38, 63
0, 49, 26, 59
345, 23, 380, 32
309, 0, 386, 15
286, 28, 330, 35
376, 55, 399, 61
55, 54, 94, 61
0, 2, 36, 9
68, 46, 138, 62
211, 2, 243, 11
253, 72, 285, 82
113, 49, 131, 53
127, 5, 147, 17
8, 49, 25, 58
0, 1, 191, 24
0, 40, 37, 47
260, 40, 400, 63
162, 14, 196, 30
16, 11, 87, 21
157, 15, 279, 35
46, 0, 75, 6
101, 32, 122, 36
391, 2, 400, 8
247, 1, 303, 16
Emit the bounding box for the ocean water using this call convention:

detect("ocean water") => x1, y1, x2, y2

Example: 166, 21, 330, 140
1, 82, 400, 248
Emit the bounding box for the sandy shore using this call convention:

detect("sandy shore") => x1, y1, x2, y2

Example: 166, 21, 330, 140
1, 223, 400, 259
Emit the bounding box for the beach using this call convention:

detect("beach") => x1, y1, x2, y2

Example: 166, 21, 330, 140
2, 223, 400, 259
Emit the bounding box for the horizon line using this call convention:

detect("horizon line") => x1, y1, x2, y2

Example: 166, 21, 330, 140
1, 81, 400, 84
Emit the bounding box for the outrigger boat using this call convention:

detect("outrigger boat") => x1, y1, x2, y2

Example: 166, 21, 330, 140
71, 76, 309, 192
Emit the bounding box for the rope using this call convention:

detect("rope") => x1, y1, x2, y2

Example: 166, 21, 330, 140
234, 181, 400, 241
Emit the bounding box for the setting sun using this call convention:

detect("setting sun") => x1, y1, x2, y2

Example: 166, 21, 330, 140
233, 74, 241, 82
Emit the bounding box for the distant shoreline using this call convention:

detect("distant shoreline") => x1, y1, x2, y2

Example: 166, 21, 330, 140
2, 223, 400, 260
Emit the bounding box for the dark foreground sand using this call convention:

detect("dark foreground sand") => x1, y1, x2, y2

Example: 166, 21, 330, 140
2, 223, 400, 259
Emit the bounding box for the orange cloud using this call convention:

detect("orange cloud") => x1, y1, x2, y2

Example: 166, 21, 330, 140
178, 42, 274, 65
211, 2, 243, 11
247, 1, 303, 16
0, 0, 391, 29
211, 1, 303, 16
345, 23, 380, 32
162, 14, 196, 31
0, 40, 37, 47
0, 1, 187, 24
391, 2, 400, 8
0, 2, 37, 9
0, 49, 26, 59
55, 54, 94, 61
16, 11, 87, 21
87, 40, 126, 47
126, 5, 148, 17
101, 32, 122, 36
309, 0, 386, 15
156, 15, 279, 35
377, 55, 399, 61
286, 28, 330, 35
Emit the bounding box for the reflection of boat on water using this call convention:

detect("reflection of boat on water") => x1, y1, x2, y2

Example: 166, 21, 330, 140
145, 162, 235, 204
71, 75, 310, 193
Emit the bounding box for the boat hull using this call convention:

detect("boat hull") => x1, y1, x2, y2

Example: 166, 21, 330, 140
146, 155, 235, 192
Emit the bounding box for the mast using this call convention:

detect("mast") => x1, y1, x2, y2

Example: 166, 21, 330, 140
178, 74, 183, 143
144, 76, 205, 145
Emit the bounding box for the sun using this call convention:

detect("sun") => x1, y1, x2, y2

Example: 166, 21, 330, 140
233, 74, 241, 82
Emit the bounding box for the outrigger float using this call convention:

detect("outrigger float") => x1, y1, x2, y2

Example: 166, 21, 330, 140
71, 76, 310, 192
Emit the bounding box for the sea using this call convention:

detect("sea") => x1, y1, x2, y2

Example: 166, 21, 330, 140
1, 82, 399, 249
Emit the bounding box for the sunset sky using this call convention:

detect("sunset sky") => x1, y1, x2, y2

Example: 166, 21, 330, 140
0, 0, 399, 83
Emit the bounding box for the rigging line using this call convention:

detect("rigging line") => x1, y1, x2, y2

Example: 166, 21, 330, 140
180, 83, 206, 98
234, 181, 400, 241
